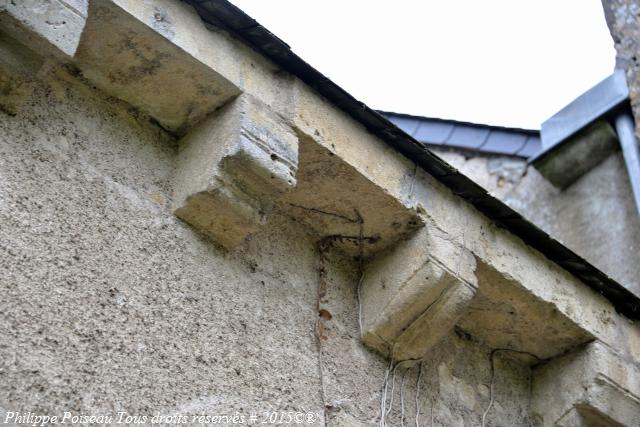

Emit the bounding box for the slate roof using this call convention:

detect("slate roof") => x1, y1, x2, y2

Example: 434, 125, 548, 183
381, 111, 542, 158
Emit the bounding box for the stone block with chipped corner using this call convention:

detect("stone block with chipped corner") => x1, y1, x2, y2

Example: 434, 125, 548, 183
360, 221, 599, 364
73, 0, 240, 135
360, 225, 478, 361
0, 0, 86, 60
533, 120, 619, 189
173, 93, 298, 249
532, 341, 640, 427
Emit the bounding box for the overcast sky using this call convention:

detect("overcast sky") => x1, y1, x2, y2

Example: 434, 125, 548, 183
229, 0, 615, 130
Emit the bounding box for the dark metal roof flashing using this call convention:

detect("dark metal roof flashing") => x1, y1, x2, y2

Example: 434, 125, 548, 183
535, 70, 629, 158
380, 111, 542, 157
186, 0, 640, 319
533, 70, 640, 214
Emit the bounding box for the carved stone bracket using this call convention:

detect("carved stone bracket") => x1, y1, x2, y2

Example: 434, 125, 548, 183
360, 220, 597, 363
532, 341, 640, 426
172, 94, 298, 248
0, 0, 87, 61
360, 225, 478, 361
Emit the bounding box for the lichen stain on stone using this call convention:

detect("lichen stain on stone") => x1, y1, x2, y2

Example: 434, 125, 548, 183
108, 37, 170, 85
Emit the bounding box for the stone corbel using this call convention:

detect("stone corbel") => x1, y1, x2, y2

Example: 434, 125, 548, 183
73, 0, 240, 135
0, 0, 86, 61
359, 216, 599, 363
360, 224, 478, 361
0, 0, 81, 114
172, 93, 298, 248
532, 341, 640, 427
0, 0, 241, 132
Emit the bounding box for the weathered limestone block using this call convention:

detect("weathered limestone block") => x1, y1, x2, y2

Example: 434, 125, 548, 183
359, 219, 595, 363
412, 168, 640, 363
532, 341, 640, 427
281, 134, 424, 258
173, 94, 298, 249
456, 260, 594, 361
288, 73, 640, 364
282, 80, 424, 258
360, 226, 478, 361
0, 0, 86, 60
291, 80, 416, 208
553, 407, 621, 427
73, 0, 240, 135
92, 0, 297, 121
0, 29, 43, 114
0, 0, 83, 112
602, 0, 640, 138
534, 120, 619, 189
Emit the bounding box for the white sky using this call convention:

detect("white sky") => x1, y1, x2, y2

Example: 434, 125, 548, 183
229, 0, 616, 130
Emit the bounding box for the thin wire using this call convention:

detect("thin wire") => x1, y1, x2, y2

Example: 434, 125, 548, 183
481, 349, 497, 427
379, 358, 393, 427
400, 368, 408, 427
415, 361, 424, 427
357, 272, 365, 336
481, 349, 541, 427
356, 209, 365, 337
386, 362, 399, 417
430, 398, 435, 427
387, 360, 415, 420
315, 240, 330, 426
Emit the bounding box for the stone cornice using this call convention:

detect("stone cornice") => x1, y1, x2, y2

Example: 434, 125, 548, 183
2, 2, 639, 423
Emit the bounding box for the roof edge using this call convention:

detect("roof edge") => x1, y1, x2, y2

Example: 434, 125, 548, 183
186, 0, 640, 319
379, 110, 540, 135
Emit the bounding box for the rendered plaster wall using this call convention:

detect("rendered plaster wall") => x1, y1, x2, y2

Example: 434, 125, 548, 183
433, 149, 640, 296
4, 1, 639, 425
0, 68, 534, 426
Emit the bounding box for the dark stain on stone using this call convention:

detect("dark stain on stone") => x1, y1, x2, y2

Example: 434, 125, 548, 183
318, 309, 332, 321
109, 36, 171, 84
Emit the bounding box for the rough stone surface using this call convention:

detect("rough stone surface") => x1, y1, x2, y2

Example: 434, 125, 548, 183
0, 69, 535, 427
0, 70, 325, 422
0, 0, 86, 59
602, 0, 640, 137
532, 341, 640, 426
287, 59, 640, 395
280, 129, 424, 258
2, 1, 640, 426
0, 29, 44, 114
435, 148, 640, 298
74, 0, 240, 134
317, 247, 534, 426
92, 0, 297, 133
173, 94, 298, 249
360, 221, 595, 363
457, 260, 594, 360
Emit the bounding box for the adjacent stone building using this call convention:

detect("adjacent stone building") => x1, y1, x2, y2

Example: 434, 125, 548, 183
1, 1, 639, 426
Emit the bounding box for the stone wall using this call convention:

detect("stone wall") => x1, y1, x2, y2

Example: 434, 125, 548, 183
1, 1, 639, 426
602, 0, 640, 136
0, 67, 533, 426
434, 149, 640, 295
